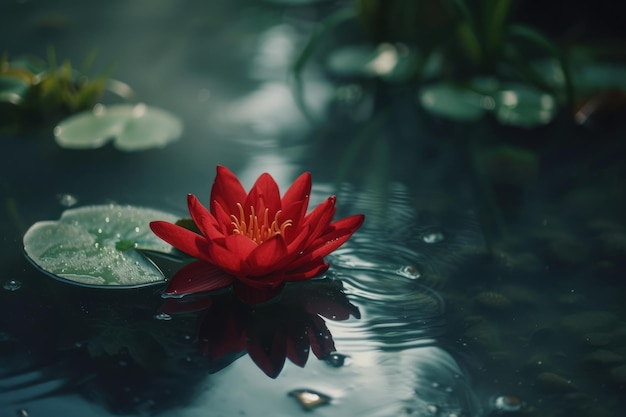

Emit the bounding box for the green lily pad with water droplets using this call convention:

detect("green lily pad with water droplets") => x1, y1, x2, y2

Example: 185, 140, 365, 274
418, 83, 487, 122
54, 103, 183, 151
419, 81, 558, 128
23, 204, 180, 288
326, 44, 417, 82
494, 83, 557, 128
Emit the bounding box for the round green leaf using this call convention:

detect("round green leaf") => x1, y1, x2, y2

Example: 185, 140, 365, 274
54, 103, 183, 151
23, 204, 180, 287
494, 83, 557, 128
0, 77, 30, 105
419, 83, 486, 122
327, 44, 416, 82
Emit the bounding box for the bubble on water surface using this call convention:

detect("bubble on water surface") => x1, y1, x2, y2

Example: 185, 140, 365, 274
398, 265, 421, 279
154, 313, 172, 321
492, 395, 524, 412
325, 352, 351, 367
56, 193, 78, 207
3, 279, 21, 291
422, 232, 445, 244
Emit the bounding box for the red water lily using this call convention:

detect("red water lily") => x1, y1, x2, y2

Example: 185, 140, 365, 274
150, 166, 364, 297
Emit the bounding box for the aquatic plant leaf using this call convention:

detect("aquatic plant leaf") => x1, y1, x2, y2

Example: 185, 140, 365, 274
23, 204, 180, 287
0, 77, 29, 104
494, 83, 557, 128
326, 44, 416, 81
54, 103, 183, 151
418, 84, 486, 122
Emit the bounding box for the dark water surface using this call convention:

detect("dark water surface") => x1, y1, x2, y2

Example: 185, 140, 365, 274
1, 1, 625, 416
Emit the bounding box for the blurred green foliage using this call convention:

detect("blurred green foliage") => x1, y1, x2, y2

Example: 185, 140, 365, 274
0, 48, 109, 133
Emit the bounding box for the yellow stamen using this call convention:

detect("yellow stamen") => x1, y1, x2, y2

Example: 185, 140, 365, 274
230, 203, 292, 244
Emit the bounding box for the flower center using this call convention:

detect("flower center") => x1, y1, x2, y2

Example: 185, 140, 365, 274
230, 203, 292, 244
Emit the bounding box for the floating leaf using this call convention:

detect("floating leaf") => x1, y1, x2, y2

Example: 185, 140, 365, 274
494, 83, 557, 128
419, 81, 558, 127
0, 77, 29, 105
23, 204, 180, 287
326, 44, 417, 82
54, 103, 183, 151
419, 83, 486, 122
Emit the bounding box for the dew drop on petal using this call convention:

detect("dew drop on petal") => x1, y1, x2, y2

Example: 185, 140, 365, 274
422, 231, 445, 244
3, 280, 21, 291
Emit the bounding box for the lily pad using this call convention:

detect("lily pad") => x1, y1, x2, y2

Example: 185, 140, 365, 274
418, 83, 486, 122
53, 103, 183, 151
23, 204, 180, 287
326, 44, 417, 82
494, 83, 557, 128
0, 77, 29, 105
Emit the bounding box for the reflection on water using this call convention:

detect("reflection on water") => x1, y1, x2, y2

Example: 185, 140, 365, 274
161, 278, 360, 379
1, 181, 483, 416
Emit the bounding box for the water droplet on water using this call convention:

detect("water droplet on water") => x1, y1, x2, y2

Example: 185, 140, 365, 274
56, 193, 78, 207
422, 232, 445, 244
398, 265, 420, 279
492, 395, 523, 412
3, 280, 21, 291
325, 352, 351, 367
154, 313, 172, 321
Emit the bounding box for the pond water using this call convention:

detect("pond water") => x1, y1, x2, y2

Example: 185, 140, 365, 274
1, 1, 625, 416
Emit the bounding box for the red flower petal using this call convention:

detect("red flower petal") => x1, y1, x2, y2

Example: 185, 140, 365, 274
247, 330, 287, 378
150, 221, 212, 263
244, 172, 281, 216
210, 166, 247, 218
282, 172, 311, 208
164, 261, 235, 296
187, 194, 223, 241
234, 281, 283, 304
224, 233, 258, 259
247, 235, 288, 273
306, 214, 365, 260
206, 238, 248, 275
285, 326, 310, 367
211, 199, 235, 235
284, 260, 330, 281
303, 197, 337, 240
281, 172, 311, 235
307, 315, 336, 359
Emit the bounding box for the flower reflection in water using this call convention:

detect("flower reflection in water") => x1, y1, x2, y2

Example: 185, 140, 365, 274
161, 277, 360, 378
